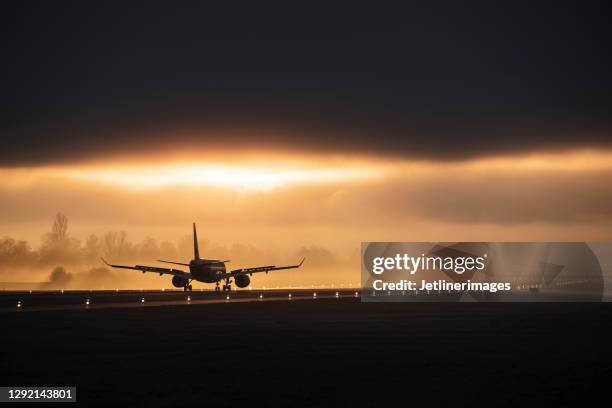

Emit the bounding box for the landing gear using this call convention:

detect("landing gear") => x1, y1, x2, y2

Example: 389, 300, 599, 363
215, 279, 233, 292
222, 278, 232, 292
183, 284, 193, 292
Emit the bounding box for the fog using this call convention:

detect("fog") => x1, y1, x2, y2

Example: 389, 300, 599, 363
0, 214, 354, 289
2, 150, 612, 289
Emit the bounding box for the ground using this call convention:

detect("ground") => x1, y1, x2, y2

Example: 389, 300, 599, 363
2, 298, 611, 406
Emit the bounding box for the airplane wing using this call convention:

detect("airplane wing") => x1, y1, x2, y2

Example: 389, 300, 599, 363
218, 258, 305, 280
101, 258, 192, 278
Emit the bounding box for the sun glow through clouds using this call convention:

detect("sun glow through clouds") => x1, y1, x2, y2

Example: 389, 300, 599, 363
2, 149, 612, 193
56, 162, 383, 190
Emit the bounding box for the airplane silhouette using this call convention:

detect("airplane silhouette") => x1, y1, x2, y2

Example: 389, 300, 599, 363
102, 223, 304, 291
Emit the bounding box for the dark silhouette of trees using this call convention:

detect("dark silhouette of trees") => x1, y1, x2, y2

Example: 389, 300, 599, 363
0, 237, 33, 267
48, 266, 73, 286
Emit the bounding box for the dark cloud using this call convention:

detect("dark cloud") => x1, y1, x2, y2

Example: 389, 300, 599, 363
2, 2, 611, 165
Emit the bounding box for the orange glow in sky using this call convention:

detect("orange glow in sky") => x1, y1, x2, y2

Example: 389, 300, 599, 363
3, 149, 612, 192
56, 162, 385, 190
2, 148, 612, 289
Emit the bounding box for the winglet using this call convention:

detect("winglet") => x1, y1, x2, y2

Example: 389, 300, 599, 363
101, 257, 111, 267
298, 257, 305, 267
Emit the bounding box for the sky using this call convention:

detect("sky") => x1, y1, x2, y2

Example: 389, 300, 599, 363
1, 3, 611, 287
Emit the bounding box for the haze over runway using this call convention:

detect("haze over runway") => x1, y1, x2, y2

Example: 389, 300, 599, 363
0, 289, 356, 313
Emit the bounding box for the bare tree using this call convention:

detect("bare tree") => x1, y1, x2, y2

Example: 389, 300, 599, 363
52, 213, 68, 242
85, 234, 101, 259
103, 231, 127, 258
39, 213, 83, 265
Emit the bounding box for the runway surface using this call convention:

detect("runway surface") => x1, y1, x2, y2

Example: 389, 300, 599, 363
0, 289, 359, 312
2, 295, 612, 406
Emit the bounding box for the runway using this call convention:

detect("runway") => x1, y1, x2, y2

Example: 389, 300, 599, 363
0, 289, 360, 312
3, 293, 612, 405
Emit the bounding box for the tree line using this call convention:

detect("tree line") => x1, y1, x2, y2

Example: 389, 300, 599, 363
0, 213, 192, 268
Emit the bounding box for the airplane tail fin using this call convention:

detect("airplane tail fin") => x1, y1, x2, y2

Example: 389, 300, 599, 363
193, 222, 200, 259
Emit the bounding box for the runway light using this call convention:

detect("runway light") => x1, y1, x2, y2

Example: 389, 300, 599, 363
226, 295, 230, 300
85, 298, 90, 305
313, 292, 317, 298
29, 290, 32, 294
354, 291, 359, 297
288, 293, 292, 299
187, 296, 191, 302
335, 291, 339, 298
141, 297, 145, 303
161, 288, 165, 292
115, 289, 119, 293
259, 293, 263, 299
61, 289, 64, 294
17, 301, 22, 308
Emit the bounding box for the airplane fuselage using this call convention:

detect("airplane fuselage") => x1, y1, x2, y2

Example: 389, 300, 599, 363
189, 259, 227, 283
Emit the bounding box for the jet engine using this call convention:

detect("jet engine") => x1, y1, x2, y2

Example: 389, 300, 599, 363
172, 275, 189, 288
234, 274, 250, 288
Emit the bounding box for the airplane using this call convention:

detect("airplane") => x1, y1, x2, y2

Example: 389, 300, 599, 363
102, 223, 305, 291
